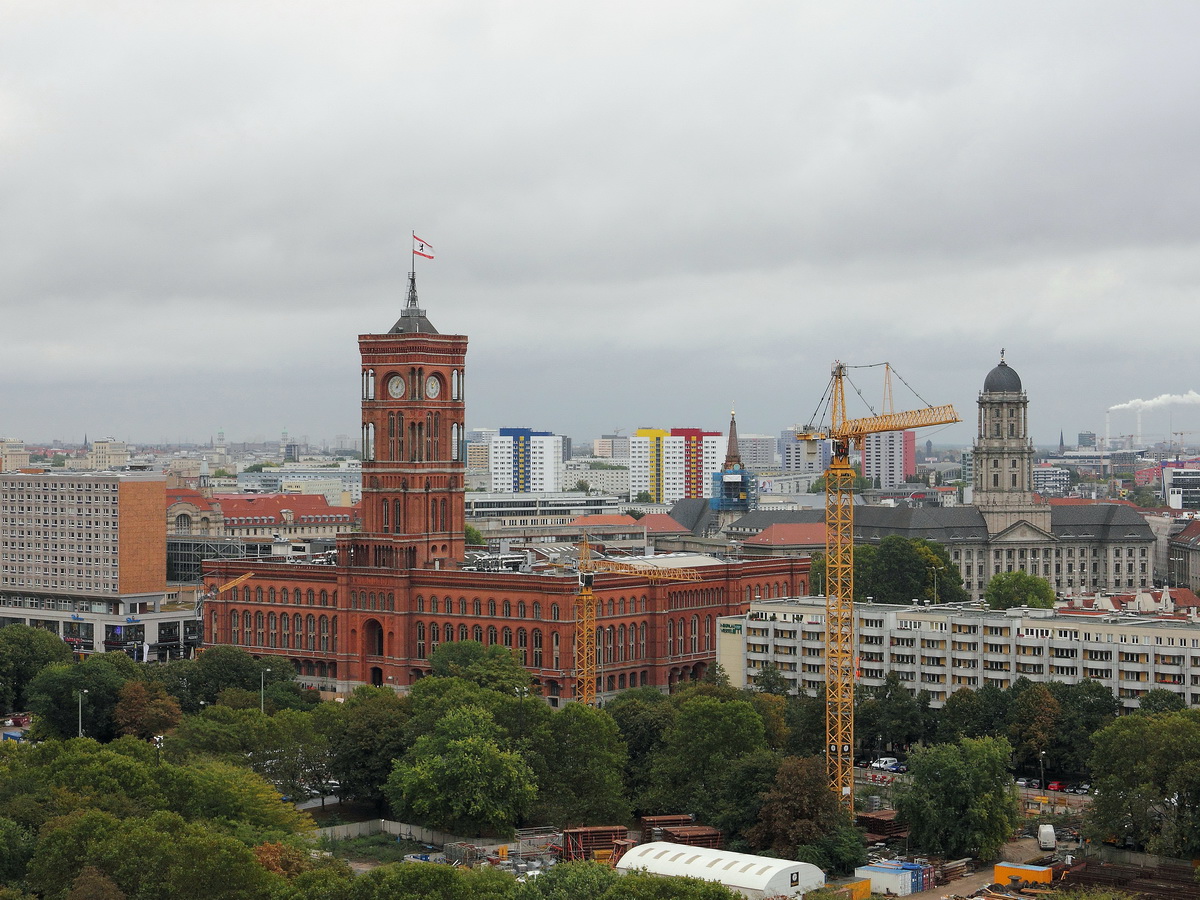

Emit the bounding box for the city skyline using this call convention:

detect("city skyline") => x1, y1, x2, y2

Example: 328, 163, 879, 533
2, 4, 1199, 447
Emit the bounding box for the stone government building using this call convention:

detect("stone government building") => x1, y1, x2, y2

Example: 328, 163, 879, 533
203, 279, 809, 700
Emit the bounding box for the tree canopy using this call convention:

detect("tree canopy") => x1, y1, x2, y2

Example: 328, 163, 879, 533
984, 570, 1055, 609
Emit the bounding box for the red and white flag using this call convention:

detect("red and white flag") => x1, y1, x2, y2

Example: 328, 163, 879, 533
413, 235, 434, 259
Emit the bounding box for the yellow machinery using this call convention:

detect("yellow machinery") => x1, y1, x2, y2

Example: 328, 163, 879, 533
572, 538, 703, 707
799, 362, 959, 807
197, 571, 255, 614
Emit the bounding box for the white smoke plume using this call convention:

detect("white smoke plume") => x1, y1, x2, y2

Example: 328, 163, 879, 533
1109, 390, 1200, 412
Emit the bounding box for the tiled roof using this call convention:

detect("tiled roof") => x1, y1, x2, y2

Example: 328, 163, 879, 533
212, 493, 353, 526
742, 523, 826, 547
638, 513, 691, 534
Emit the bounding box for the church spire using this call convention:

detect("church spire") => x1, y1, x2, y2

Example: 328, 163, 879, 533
724, 409, 742, 470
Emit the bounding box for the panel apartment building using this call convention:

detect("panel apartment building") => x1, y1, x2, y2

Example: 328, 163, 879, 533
719, 595, 1200, 711
629, 427, 722, 504
0, 471, 201, 659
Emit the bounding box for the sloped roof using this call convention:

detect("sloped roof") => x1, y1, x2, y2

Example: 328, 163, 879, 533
166, 488, 218, 511
669, 498, 720, 536
1050, 502, 1154, 541
742, 522, 826, 547
638, 513, 690, 534
212, 493, 354, 525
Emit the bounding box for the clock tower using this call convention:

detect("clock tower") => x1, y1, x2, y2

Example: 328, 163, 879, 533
357, 273, 467, 568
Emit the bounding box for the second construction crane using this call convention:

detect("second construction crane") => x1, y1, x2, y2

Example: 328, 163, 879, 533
571, 538, 703, 707
798, 362, 959, 807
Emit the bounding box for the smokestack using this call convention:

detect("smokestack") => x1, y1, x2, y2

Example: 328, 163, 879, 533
1136, 408, 1142, 448
1105, 410, 1110, 454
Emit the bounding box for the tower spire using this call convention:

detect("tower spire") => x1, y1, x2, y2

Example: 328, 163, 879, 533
724, 408, 742, 470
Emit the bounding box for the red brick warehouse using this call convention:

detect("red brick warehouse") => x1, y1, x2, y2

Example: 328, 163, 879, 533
204, 275, 809, 702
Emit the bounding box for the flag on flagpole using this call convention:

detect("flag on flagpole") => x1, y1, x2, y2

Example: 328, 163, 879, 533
413, 235, 434, 260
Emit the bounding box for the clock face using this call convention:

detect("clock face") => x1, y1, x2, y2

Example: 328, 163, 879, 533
425, 375, 441, 399
386, 375, 405, 399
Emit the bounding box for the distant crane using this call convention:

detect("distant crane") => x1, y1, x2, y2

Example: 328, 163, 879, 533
197, 571, 255, 615
569, 538, 702, 706
798, 362, 959, 807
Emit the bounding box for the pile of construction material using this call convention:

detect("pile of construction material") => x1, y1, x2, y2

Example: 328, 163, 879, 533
854, 859, 936, 896
855, 809, 908, 843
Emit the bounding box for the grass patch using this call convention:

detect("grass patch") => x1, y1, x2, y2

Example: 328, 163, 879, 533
307, 800, 380, 827
328, 833, 427, 864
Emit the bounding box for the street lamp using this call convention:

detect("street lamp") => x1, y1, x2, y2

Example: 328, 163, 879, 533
77, 688, 88, 737
260, 667, 271, 714
1039, 750, 1046, 791
930, 566, 945, 605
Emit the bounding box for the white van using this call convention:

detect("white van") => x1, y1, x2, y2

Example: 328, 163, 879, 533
870, 757, 899, 770
1038, 824, 1056, 851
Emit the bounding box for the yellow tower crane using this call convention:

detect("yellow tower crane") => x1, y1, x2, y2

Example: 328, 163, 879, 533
798, 362, 959, 807
572, 538, 703, 707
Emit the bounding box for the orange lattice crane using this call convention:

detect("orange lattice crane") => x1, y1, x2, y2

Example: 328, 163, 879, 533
571, 538, 703, 707
197, 571, 255, 614
798, 361, 959, 807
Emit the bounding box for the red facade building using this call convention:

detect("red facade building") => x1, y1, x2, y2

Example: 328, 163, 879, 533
204, 281, 809, 701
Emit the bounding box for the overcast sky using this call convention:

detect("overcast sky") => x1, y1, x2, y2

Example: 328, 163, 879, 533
2, 2, 1199, 451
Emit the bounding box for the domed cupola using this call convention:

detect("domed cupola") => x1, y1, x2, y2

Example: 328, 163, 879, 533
983, 352, 1022, 393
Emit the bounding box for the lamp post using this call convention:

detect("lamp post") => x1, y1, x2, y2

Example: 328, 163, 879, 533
1039, 750, 1046, 791
930, 566, 944, 604
77, 688, 88, 737
260, 667, 271, 714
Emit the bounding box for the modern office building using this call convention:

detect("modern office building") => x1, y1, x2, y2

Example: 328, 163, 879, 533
0, 440, 31, 472
780, 429, 832, 473
0, 471, 199, 659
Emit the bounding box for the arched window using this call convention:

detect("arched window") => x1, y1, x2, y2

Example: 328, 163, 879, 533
473, 598, 482, 616
551, 603, 560, 621
268, 612, 277, 648
618, 624, 627, 661
502, 627, 513, 648
416, 595, 425, 612
487, 625, 498, 645
174, 513, 192, 534
517, 628, 528, 664
667, 619, 674, 655
320, 590, 329, 607
430, 596, 439, 614
307, 589, 315, 606
306, 614, 316, 650
280, 588, 290, 604
430, 622, 440, 648
458, 624, 468, 642
503, 600, 512, 617
518, 601, 526, 618
255, 587, 263, 603
488, 599, 497, 617
416, 622, 426, 659
473, 625, 483, 642
639, 622, 646, 659
268, 587, 276, 603
281, 613, 290, 646
533, 602, 541, 620
230, 610, 240, 644
319, 615, 330, 652
458, 597, 467, 615
533, 629, 543, 667
293, 614, 302, 649
691, 615, 699, 653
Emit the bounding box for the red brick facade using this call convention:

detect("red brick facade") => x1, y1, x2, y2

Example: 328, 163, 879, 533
203, 305, 809, 700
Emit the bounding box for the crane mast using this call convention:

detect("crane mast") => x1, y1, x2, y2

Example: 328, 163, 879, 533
800, 361, 959, 807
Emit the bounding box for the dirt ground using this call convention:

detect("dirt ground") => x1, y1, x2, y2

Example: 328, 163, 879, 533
898, 838, 1044, 899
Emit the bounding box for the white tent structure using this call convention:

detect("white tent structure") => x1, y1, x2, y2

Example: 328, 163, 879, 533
615, 841, 825, 899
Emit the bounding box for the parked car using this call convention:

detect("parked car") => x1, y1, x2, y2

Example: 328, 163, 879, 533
1048, 781, 1067, 792
870, 757, 899, 770
1027, 779, 1041, 789
1015, 777, 1030, 787
1077, 783, 1092, 794
886, 763, 908, 773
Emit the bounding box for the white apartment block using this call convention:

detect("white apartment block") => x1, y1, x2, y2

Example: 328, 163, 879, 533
629, 430, 722, 504
719, 596, 1200, 711
490, 430, 565, 493
564, 458, 631, 497
862, 431, 912, 489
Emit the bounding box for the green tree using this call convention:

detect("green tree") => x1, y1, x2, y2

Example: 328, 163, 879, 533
866, 536, 966, 604
68, 866, 127, 900
428, 641, 533, 693
573, 479, 591, 494
895, 736, 1020, 859
0, 816, 36, 885
325, 686, 409, 808
1006, 679, 1061, 771
465, 523, 485, 545
747, 755, 852, 857
1045, 679, 1118, 777
984, 570, 1055, 609
649, 697, 767, 814
1085, 709, 1200, 857
386, 706, 536, 836
1137, 688, 1186, 715
784, 689, 827, 758
534, 704, 630, 825
856, 671, 923, 752
707, 747, 781, 850
0, 624, 72, 712
26, 809, 283, 900
606, 688, 676, 808
633, 491, 653, 503
750, 662, 791, 696
113, 681, 182, 740
27, 653, 139, 741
